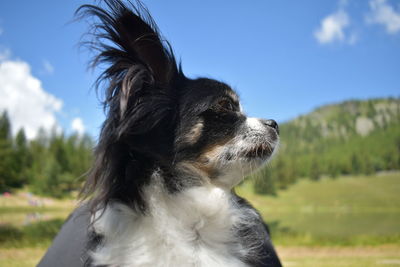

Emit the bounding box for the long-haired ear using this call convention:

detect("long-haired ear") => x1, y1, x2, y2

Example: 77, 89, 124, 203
76, 0, 180, 115
77, 0, 183, 213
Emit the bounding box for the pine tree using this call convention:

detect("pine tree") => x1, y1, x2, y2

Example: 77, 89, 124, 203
13, 128, 31, 187
253, 167, 277, 196
0, 111, 11, 140
0, 111, 17, 192
310, 157, 321, 181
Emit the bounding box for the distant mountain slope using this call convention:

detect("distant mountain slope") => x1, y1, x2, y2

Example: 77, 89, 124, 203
281, 98, 400, 148
254, 98, 400, 194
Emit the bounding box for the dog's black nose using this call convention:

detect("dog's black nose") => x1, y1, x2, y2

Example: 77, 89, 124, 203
262, 119, 279, 134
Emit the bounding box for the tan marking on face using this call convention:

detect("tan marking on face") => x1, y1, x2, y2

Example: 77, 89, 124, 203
184, 120, 204, 144
177, 161, 215, 181
199, 137, 231, 162
178, 141, 229, 180
192, 162, 218, 178
195, 137, 234, 176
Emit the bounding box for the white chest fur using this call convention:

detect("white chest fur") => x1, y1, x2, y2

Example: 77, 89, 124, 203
90, 184, 252, 267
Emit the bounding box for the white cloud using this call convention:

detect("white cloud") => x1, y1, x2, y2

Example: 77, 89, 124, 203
314, 10, 351, 44
42, 60, 54, 75
71, 117, 85, 135
0, 59, 63, 139
366, 0, 400, 34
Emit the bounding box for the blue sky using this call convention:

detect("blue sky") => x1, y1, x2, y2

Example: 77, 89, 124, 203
0, 0, 399, 139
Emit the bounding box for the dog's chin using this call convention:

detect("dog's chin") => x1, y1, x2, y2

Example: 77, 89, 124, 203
241, 143, 275, 160
212, 141, 278, 189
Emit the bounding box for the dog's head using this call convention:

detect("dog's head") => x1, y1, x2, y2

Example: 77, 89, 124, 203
174, 78, 279, 189
79, 0, 279, 212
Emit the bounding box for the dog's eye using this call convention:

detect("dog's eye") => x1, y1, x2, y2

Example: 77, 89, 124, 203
218, 99, 235, 111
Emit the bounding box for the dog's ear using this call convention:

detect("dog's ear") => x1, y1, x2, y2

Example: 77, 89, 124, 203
77, 1, 183, 213
77, 0, 179, 116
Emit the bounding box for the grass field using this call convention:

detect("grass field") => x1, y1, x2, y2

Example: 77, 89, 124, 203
236, 172, 400, 266
236, 172, 400, 247
0, 172, 399, 266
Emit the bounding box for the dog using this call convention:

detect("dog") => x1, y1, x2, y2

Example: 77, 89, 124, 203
39, 1, 282, 266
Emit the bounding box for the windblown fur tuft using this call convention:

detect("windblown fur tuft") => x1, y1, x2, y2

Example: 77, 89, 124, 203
77, 0, 185, 214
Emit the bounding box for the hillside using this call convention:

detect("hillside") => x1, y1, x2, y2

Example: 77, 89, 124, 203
282, 98, 400, 145
254, 98, 400, 193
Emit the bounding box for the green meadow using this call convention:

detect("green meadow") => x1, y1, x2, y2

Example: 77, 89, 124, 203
0, 172, 399, 266
238, 172, 400, 266
237, 172, 400, 247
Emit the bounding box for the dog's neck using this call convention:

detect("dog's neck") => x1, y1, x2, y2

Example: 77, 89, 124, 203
89, 172, 254, 267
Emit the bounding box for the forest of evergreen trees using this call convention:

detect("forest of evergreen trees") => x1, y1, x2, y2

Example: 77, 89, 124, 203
254, 124, 400, 195
0, 111, 93, 198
